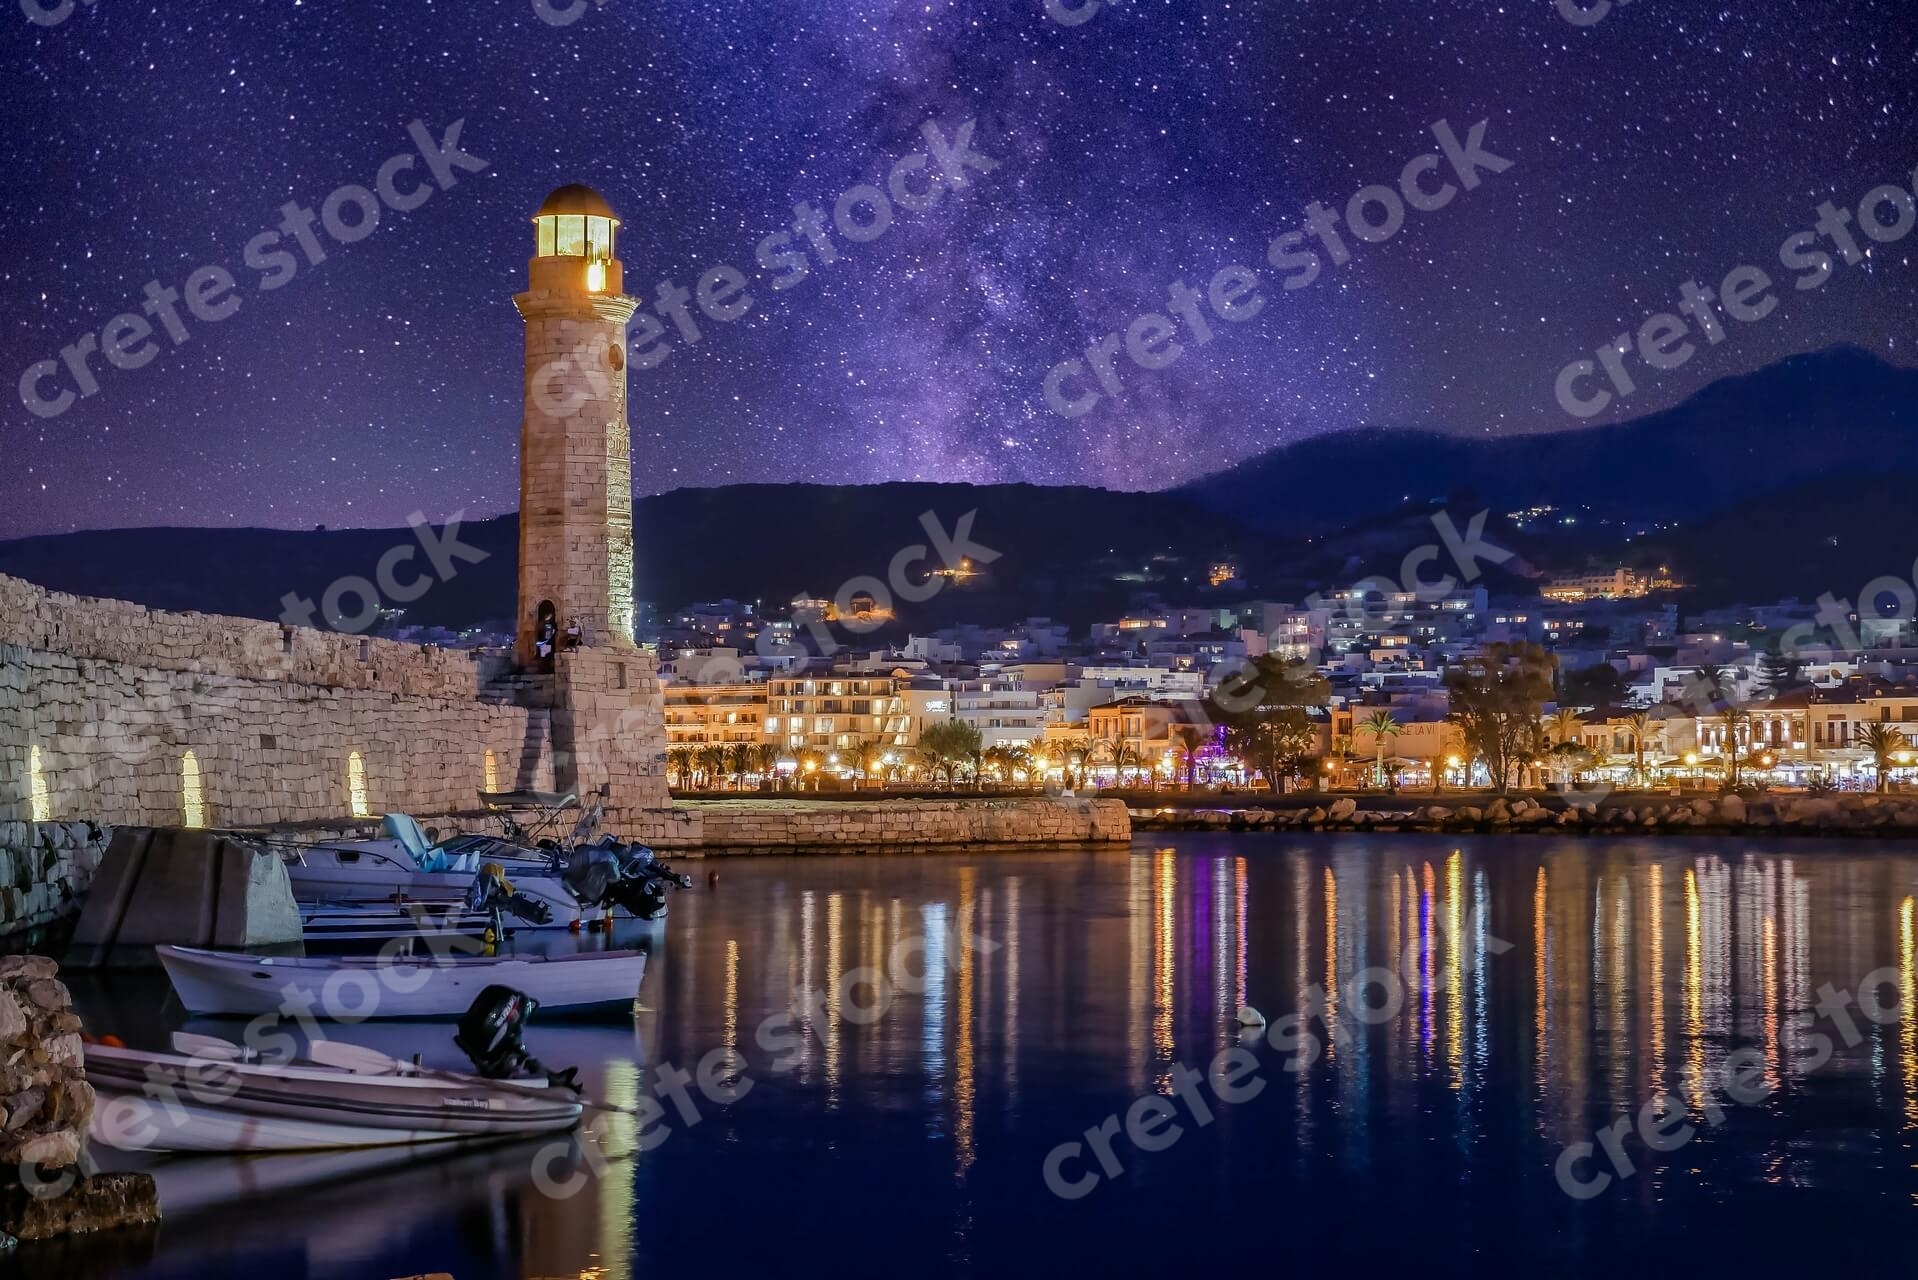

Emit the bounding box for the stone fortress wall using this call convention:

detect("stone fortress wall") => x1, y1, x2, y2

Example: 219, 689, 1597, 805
0, 571, 560, 834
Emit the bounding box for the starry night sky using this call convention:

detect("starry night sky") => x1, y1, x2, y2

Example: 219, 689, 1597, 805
1, 0, 1914, 538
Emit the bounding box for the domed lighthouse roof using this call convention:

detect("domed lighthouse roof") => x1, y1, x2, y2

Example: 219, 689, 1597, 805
534, 184, 620, 224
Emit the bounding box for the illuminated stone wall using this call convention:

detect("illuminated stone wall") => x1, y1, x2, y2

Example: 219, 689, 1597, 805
0, 572, 563, 831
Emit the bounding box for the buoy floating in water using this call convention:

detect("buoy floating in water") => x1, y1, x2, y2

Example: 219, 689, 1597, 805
1235, 1006, 1266, 1028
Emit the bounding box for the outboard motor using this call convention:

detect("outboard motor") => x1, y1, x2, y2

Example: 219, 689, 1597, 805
454, 985, 579, 1090
465, 862, 555, 926
559, 839, 688, 921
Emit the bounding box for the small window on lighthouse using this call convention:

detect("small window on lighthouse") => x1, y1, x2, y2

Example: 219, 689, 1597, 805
555, 214, 586, 256
537, 216, 556, 257
586, 260, 607, 292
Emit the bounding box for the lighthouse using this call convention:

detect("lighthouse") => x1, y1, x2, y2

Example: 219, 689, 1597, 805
512, 184, 666, 818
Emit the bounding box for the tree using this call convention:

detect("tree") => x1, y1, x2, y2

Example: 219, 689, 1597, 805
1105, 738, 1144, 787
1444, 642, 1557, 793
1688, 665, 1752, 790
1359, 711, 1403, 789
1624, 710, 1656, 786
1856, 722, 1913, 794
1205, 654, 1332, 793
983, 743, 1032, 787
695, 743, 728, 791
667, 746, 695, 789
919, 719, 982, 787
1065, 738, 1103, 790
752, 743, 781, 790
725, 742, 755, 790
1167, 724, 1209, 789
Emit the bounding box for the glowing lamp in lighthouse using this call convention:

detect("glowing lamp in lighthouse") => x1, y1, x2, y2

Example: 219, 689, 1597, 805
531, 183, 620, 293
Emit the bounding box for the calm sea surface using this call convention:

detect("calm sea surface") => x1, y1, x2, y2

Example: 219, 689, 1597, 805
41, 833, 1918, 1278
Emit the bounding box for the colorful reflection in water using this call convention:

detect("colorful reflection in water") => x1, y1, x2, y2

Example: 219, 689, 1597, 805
61, 833, 1918, 1280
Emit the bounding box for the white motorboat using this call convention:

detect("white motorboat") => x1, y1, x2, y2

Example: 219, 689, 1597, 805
281, 806, 690, 931
157, 944, 650, 1019
85, 1035, 584, 1153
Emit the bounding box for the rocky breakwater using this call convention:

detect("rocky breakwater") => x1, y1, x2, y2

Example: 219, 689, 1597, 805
1134, 793, 1918, 837
0, 956, 157, 1250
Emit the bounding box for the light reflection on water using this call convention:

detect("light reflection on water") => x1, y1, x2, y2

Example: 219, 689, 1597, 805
49, 833, 1918, 1279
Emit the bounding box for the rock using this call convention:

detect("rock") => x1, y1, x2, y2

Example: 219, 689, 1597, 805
1306, 807, 1326, 825
1234, 1006, 1266, 1028
1457, 806, 1482, 823
0, 1171, 160, 1242
1424, 806, 1453, 822
1327, 798, 1357, 821
1718, 795, 1746, 823
33, 1033, 83, 1069
0, 957, 55, 982
23, 978, 70, 1012
1693, 798, 1716, 820
1485, 798, 1511, 822
3, 1087, 44, 1130
0, 992, 26, 1043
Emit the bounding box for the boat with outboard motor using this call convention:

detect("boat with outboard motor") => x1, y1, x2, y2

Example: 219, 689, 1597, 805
278, 792, 691, 931
87, 987, 585, 1153
88, 990, 583, 1159
156, 943, 650, 1018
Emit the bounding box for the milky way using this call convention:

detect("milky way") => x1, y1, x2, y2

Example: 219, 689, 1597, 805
1, 0, 1914, 537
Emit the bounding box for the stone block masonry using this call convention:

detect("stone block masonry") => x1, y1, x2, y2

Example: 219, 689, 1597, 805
0, 572, 570, 832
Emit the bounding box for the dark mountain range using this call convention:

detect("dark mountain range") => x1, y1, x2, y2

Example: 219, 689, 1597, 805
0, 483, 1266, 633
0, 348, 1905, 632
1180, 345, 1918, 535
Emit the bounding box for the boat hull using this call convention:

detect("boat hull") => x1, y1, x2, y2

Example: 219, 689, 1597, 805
85, 1044, 583, 1153
158, 945, 649, 1019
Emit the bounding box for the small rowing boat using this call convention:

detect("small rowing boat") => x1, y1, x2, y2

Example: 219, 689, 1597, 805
86, 1034, 583, 1153
157, 944, 650, 1018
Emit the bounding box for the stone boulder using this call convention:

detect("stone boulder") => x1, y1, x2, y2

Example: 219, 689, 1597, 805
1326, 798, 1358, 821
0, 956, 159, 1245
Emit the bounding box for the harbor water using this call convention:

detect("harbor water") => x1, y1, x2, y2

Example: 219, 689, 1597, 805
44, 832, 1918, 1278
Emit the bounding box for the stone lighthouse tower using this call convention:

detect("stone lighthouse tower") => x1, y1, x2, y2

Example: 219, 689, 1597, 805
512, 184, 667, 820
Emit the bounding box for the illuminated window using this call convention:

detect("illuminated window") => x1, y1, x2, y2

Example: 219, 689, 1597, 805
483, 749, 499, 794
181, 751, 205, 829
536, 216, 556, 257
347, 750, 371, 818
555, 214, 586, 256
27, 745, 51, 823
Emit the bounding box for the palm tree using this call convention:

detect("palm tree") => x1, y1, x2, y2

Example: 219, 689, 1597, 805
752, 742, 780, 791
1360, 711, 1402, 789
725, 742, 756, 791
666, 745, 695, 789
1624, 710, 1656, 787
694, 743, 727, 791
1065, 738, 1103, 790
982, 744, 1032, 787
846, 735, 885, 787
1105, 738, 1144, 787
1167, 724, 1208, 789
1856, 722, 1913, 794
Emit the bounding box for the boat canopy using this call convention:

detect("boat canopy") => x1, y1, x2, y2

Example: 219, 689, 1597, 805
479, 790, 579, 812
